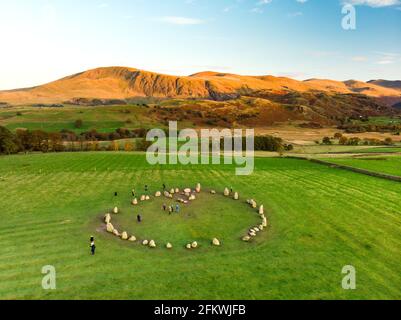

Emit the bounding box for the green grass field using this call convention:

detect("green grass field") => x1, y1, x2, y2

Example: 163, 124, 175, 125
0, 105, 162, 133
327, 156, 401, 177
0, 153, 400, 300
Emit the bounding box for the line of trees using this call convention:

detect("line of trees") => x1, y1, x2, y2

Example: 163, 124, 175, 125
0, 126, 151, 155
320, 133, 394, 146
61, 127, 148, 142
220, 136, 293, 152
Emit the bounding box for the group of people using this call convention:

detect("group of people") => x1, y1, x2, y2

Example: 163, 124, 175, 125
89, 184, 182, 255
163, 203, 180, 214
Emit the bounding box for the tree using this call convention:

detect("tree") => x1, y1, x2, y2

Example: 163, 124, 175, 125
136, 138, 152, 151
108, 141, 120, 151
384, 137, 393, 146
124, 141, 134, 152
89, 141, 100, 151
0, 126, 20, 154
347, 137, 361, 146
339, 136, 349, 145
334, 132, 343, 139
322, 137, 332, 145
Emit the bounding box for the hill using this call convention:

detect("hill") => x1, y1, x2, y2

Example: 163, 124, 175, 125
368, 79, 401, 91
0, 67, 400, 107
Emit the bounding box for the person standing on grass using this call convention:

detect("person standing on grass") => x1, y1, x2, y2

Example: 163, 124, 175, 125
90, 236, 96, 255
132, 189, 135, 197
163, 204, 167, 211
163, 183, 166, 191
137, 214, 142, 223
176, 204, 180, 213
145, 185, 148, 193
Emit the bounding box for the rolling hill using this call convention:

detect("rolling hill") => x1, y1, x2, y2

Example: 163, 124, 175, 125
0, 67, 400, 107
368, 80, 401, 92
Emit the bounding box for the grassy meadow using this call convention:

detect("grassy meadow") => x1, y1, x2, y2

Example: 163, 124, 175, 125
0, 152, 400, 300
327, 156, 401, 177
0, 105, 162, 133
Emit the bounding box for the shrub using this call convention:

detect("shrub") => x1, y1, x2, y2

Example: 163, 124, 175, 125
0, 126, 20, 154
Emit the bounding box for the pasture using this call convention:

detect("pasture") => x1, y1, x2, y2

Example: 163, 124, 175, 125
0, 152, 400, 300
326, 155, 401, 177
0, 105, 161, 133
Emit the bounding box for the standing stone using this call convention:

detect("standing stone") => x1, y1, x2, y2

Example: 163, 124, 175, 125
234, 192, 239, 200
191, 241, 198, 248
262, 217, 268, 228
259, 205, 264, 215
132, 198, 138, 205
195, 183, 201, 193
175, 188, 180, 194
166, 243, 173, 249
186, 244, 192, 249
212, 238, 221, 246
106, 223, 114, 233
155, 191, 162, 197
121, 232, 128, 240
170, 188, 175, 194
113, 229, 120, 237
145, 195, 150, 201
104, 214, 111, 224
210, 190, 216, 194
140, 195, 146, 201
142, 240, 149, 246
113, 207, 119, 214
249, 231, 256, 237
128, 235, 137, 242
149, 240, 156, 248
224, 188, 230, 196
242, 235, 251, 242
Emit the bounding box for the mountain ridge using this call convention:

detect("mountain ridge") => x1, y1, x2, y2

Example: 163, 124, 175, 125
0, 66, 400, 106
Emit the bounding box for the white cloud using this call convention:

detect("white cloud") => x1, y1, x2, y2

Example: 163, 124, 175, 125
342, 0, 401, 7
258, 0, 273, 4
158, 16, 205, 25
374, 52, 400, 64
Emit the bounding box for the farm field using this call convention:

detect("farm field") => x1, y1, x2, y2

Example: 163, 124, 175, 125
326, 155, 401, 177
0, 152, 400, 300
2, 106, 401, 145
0, 105, 162, 133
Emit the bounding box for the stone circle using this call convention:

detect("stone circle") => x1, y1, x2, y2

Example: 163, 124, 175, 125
102, 183, 268, 251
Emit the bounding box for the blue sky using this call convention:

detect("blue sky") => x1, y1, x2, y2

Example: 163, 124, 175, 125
0, 0, 400, 89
